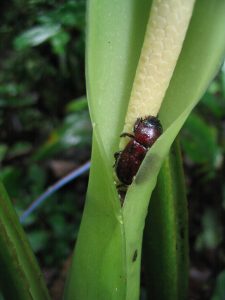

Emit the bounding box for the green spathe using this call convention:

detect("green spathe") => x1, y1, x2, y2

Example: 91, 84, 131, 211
65, 0, 225, 299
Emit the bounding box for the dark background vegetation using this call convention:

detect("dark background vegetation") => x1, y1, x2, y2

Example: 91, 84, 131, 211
0, 1, 225, 299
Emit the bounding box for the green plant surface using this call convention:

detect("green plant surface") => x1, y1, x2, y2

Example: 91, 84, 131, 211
143, 139, 188, 300
211, 270, 225, 300
65, 134, 126, 299
86, 0, 153, 157
65, 0, 225, 299
0, 182, 50, 300
123, 1, 225, 298
65, 1, 153, 298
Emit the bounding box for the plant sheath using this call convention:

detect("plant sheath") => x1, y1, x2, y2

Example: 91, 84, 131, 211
143, 139, 188, 300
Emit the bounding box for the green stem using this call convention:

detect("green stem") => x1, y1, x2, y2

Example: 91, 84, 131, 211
64, 134, 126, 300
0, 182, 50, 300
143, 138, 188, 300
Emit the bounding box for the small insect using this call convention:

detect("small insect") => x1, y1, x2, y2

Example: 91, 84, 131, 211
114, 116, 163, 186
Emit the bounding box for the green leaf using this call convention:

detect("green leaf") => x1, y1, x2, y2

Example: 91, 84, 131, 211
0, 182, 50, 300
201, 91, 225, 118
33, 110, 91, 161
181, 113, 221, 166
43, 1, 86, 29
14, 24, 61, 49
195, 209, 223, 251
0, 166, 22, 198
143, 140, 188, 300
65, 97, 88, 113
28, 231, 50, 253
220, 63, 225, 97
0, 144, 7, 162
211, 271, 225, 300
51, 31, 70, 55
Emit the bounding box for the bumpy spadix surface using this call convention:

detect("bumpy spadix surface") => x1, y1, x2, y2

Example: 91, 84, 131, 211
122, 0, 195, 139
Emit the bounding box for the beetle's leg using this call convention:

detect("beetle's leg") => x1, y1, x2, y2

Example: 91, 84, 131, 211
113, 151, 121, 167
114, 151, 121, 159
120, 132, 134, 138
116, 183, 128, 206
116, 183, 127, 189
134, 118, 142, 131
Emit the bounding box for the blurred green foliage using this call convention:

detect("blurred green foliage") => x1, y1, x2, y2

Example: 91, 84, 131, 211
181, 66, 225, 299
0, 0, 91, 268
0, 0, 225, 297
211, 271, 225, 300
181, 69, 225, 176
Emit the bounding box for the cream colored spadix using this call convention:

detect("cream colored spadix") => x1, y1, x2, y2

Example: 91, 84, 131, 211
121, 0, 195, 148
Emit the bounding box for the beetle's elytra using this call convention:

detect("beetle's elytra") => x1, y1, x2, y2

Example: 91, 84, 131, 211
114, 116, 163, 185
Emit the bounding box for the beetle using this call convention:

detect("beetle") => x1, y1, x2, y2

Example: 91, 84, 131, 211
114, 116, 163, 186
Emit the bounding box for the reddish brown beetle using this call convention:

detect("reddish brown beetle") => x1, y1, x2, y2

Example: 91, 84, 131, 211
114, 116, 163, 186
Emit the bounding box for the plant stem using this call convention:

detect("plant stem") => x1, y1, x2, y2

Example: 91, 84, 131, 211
64, 135, 126, 300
